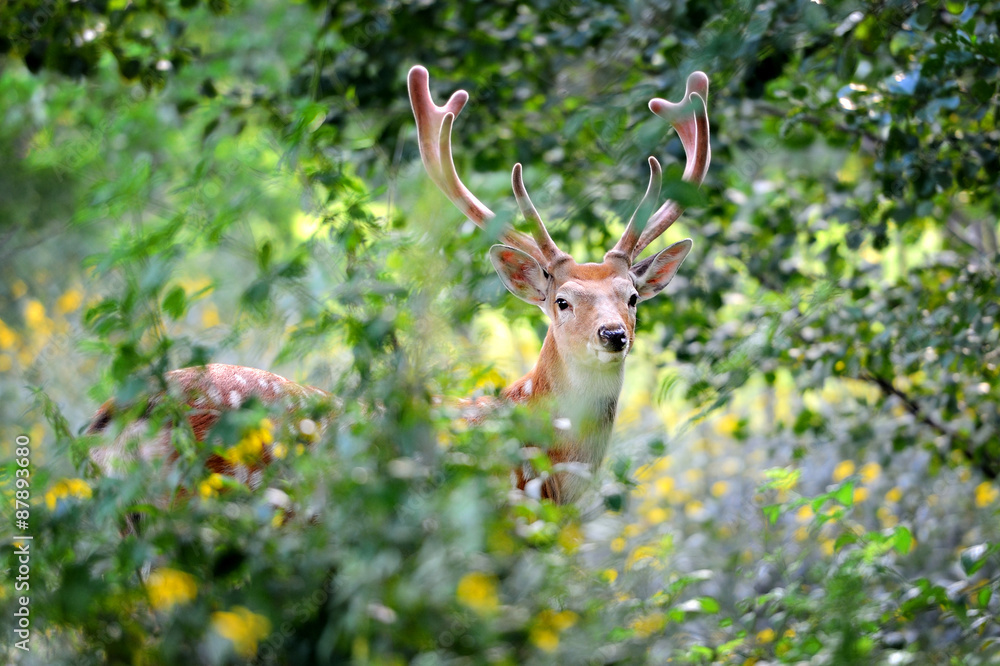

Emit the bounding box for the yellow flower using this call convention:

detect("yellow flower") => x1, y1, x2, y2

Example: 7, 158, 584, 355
222, 419, 275, 465
201, 303, 221, 328
623, 523, 643, 538
531, 627, 560, 652
546, 610, 578, 632
44, 478, 92, 510
530, 608, 578, 651
885, 487, 902, 503
56, 288, 83, 314
975, 482, 998, 508
558, 523, 583, 553
24, 300, 46, 328
199, 473, 226, 499
635, 456, 673, 484
146, 568, 198, 611
859, 462, 881, 484
684, 468, 704, 485
271, 442, 288, 460
474, 368, 507, 391
877, 506, 898, 528
684, 500, 705, 519
633, 464, 654, 483
795, 505, 814, 522
794, 526, 809, 542
212, 606, 271, 657
629, 612, 666, 638
643, 506, 669, 524
832, 460, 856, 482
626, 544, 659, 571
654, 476, 675, 496
601, 569, 618, 584
756, 628, 776, 643
853, 487, 869, 503
714, 413, 739, 436
710, 481, 728, 498
0, 320, 17, 350
610, 537, 626, 553
456, 572, 499, 614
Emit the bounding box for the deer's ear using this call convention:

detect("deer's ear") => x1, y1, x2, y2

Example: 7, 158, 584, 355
631, 239, 692, 302
489, 245, 548, 305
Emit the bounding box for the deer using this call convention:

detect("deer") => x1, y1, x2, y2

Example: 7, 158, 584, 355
86, 64, 711, 508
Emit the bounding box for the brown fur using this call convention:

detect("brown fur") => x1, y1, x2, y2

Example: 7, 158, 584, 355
87, 364, 330, 483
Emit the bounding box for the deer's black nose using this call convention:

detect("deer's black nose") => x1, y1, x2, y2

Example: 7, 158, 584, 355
598, 325, 628, 352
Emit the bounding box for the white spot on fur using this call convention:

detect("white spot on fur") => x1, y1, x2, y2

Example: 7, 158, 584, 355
207, 385, 223, 404
523, 379, 532, 396
524, 476, 544, 500
234, 374, 247, 386
228, 391, 242, 408
264, 487, 292, 510
553, 417, 571, 430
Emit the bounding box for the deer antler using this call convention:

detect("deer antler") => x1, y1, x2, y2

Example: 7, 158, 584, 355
511, 163, 567, 266
408, 65, 561, 266
613, 71, 711, 261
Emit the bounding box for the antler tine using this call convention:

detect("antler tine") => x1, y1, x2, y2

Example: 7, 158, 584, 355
408, 65, 544, 262
408, 65, 489, 223
631, 71, 711, 260
610, 156, 663, 260
512, 163, 566, 265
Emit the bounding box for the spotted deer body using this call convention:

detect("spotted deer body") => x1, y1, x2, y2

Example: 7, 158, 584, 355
87, 65, 711, 505
87, 364, 329, 486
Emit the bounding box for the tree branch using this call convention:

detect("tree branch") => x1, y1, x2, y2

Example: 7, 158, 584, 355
861, 370, 997, 480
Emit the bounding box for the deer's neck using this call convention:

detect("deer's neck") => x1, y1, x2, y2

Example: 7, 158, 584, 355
503, 330, 624, 469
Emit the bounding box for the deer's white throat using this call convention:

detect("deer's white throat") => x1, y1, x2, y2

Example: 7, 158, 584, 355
557, 355, 625, 466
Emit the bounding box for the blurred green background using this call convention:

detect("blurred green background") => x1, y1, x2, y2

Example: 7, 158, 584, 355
1, 0, 999, 663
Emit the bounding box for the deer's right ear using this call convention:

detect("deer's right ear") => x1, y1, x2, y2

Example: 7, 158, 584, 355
489, 245, 548, 305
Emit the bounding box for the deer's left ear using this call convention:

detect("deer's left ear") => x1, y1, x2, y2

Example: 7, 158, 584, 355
631, 239, 692, 302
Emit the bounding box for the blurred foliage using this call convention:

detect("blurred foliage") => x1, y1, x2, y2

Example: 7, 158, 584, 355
1, 0, 1000, 663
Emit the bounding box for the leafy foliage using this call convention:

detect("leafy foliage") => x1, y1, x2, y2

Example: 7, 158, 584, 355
1, 0, 999, 664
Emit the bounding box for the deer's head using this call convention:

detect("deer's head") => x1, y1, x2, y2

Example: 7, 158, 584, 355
408, 66, 710, 371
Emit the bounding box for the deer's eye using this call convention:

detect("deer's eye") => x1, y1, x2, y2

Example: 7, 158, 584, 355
556, 298, 570, 311
628, 294, 638, 307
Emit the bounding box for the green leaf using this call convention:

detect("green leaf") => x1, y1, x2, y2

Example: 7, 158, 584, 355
697, 596, 720, 613
893, 526, 914, 555
961, 543, 990, 576
834, 532, 858, 551
834, 482, 855, 507
162, 287, 187, 320
762, 504, 781, 525
258, 241, 273, 271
